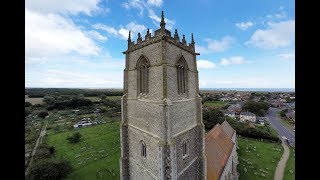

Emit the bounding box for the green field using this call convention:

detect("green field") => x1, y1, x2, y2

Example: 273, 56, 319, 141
85, 96, 122, 102
203, 101, 227, 108
238, 137, 283, 180
283, 147, 295, 180
46, 121, 121, 180
85, 96, 101, 102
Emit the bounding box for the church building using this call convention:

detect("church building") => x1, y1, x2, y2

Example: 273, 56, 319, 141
120, 11, 238, 180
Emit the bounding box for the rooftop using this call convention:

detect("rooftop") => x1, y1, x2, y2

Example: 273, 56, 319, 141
205, 121, 236, 180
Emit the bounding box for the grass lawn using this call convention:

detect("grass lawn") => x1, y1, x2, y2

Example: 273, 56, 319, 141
25, 97, 44, 105
46, 121, 121, 180
107, 96, 122, 101
204, 101, 227, 108
238, 136, 283, 180
283, 147, 295, 180
85, 96, 101, 102
280, 118, 295, 131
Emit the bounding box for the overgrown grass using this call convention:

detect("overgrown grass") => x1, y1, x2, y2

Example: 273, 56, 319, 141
238, 136, 283, 180
283, 147, 295, 180
107, 96, 122, 101
204, 101, 227, 108
46, 121, 121, 179
85, 96, 101, 102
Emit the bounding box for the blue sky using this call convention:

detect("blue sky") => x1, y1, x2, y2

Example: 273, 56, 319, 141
26, 0, 295, 88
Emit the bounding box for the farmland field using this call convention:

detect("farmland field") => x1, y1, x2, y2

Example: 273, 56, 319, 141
46, 121, 121, 180
25, 95, 44, 105
238, 137, 283, 180
204, 101, 227, 108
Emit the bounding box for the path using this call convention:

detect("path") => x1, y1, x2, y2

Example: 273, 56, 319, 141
25, 119, 49, 176
274, 139, 290, 180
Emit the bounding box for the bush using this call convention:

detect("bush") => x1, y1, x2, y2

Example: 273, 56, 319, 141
203, 108, 225, 131
38, 111, 49, 119
242, 101, 269, 116
25, 102, 32, 107
280, 109, 288, 117
27, 159, 72, 180
67, 132, 82, 143
25, 109, 31, 117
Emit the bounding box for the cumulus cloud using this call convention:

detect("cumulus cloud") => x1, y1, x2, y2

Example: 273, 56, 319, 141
26, 0, 101, 15
93, 22, 147, 40
26, 9, 100, 58
245, 20, 295, 49
86, 30, 108, 41
122, 0, 163, 16
220, 56, 247, 66
195, 36, 235, 54
197, 60, 216, 69
236, 21, 253, 30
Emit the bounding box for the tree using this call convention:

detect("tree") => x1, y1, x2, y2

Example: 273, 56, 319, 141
27, 159, 72, 180
25, 102, 32, 107
203, 108, 225, 130
280, 109, 288, 117
67, 132, 82, 143
38, 111, 49, 119
242, 101, 269, 116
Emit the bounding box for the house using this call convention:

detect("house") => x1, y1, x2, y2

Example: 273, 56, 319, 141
225, 111, 235, 118
285, 110, 295, 121
227, 104, 242, 114
240, 112, 256, 123
206, 121, 239, 180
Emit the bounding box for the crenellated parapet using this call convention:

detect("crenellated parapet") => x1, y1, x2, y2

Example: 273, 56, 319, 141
124, 11, 197, 55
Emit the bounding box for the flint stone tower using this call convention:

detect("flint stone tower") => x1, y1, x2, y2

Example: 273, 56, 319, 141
120, 11, 206, 180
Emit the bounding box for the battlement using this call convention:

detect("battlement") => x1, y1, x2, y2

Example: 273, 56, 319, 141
124, 11, 196, 55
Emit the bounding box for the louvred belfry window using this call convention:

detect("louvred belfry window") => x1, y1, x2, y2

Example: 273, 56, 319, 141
176, 57, 188, 94
137, 56, 150, 95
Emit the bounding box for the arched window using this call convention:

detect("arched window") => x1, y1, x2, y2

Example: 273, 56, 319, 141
137, 56, 150, 95
182, 141, 187, 157
140, 141, 147, 158
176, 57, 188, 94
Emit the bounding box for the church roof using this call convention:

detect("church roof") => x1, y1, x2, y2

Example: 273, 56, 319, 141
221, 120, 235, 139
205, 121, 235, 180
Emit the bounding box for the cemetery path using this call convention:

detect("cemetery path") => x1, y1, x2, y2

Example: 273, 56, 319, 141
25, 119, 49, 176
274, 139, 290, 180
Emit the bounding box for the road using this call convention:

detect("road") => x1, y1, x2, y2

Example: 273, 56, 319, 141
267, 107, 295, 146
25, 119, 49, 176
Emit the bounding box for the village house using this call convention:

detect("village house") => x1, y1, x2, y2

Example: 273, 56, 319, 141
225, 111, 235, 118
240, 112, 256, 123
285, 109, 295, 121
227, 104, 242, 114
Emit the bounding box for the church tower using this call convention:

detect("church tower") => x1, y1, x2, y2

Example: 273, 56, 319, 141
120, 11, 206, 180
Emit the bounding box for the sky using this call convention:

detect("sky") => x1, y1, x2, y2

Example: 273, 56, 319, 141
25, 0, 295, 89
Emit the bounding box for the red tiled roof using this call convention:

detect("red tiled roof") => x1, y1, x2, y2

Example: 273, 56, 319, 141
205, 121, 235, 180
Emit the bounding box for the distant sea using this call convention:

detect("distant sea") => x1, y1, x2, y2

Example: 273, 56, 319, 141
200, 88, 295, 92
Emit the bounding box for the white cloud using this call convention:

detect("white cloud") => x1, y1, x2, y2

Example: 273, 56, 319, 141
196, 36, 235, 54
92, 23, 118, 36
220, 56, 247, 66
122, 0, 163, 16
26, 69, 123, 88
278, 53, 295, 61
86, 30, 108, 41
26, 9, 100, 58
245, 20, 295, 49
147, 0, 162, 6
26, 0, 101, 15
236, 21, 253, 30
93, 22, 146, 40
197, 60, 216, 69
148, 9, 175, 30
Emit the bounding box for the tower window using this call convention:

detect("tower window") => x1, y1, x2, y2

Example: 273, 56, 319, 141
141, 141, 147, 158
176, 57, 188, 94
137, 56, 150, 95
182, 141, 187, 157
